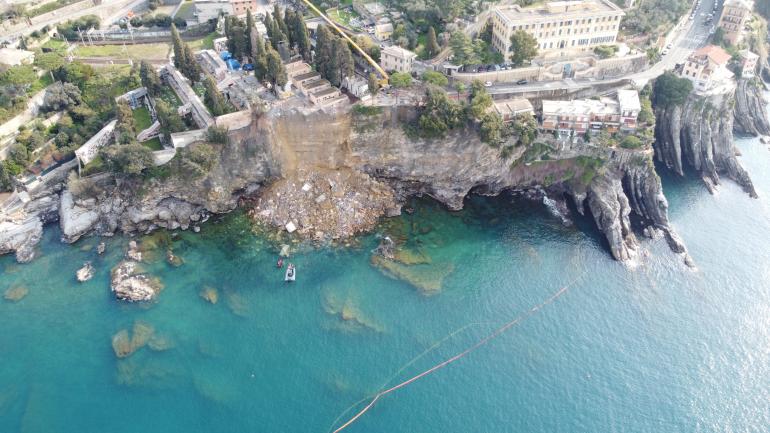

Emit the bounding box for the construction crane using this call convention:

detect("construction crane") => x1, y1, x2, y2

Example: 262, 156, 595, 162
299, 0, 390, 85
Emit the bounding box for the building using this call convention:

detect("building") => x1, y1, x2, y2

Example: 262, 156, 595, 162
192, 0, 234, 26
681, 45, 733, 92
342, 75, 371, 99
197, 49, 229, 81
717, 0, 753, 45
380, 45, 417, 74
739, 49, 759, 78
542, 96, 625, 133
354, 2, 386, 22
492, 98, 534, 122
374, 22, 394, 41
230, 0, 258, 16
490, 0, 624, 61
0, 47, 34, 67
617, 90, 640, 131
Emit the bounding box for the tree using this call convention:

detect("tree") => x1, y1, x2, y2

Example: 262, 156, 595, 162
101, 143, 155, 175
252, 31, 268, 81
713, 27, 725, 46
171, 24, 186, 72
422, 71, 448, 87
620, 135, 643, 149
390, 72, 412, 88
332, 38, 354, 87
155, 99, 184, 140
229, 25, 248, 60
315, 25, 333, 80
265, 45, 287, 90
653, 72, 693, 108
468, 81, 493, 120
368, 73, 379, 96
181, 43, 201, 82
0, 162, 13, 192
479, 112, 505, 145
274, 4, 289, 40
426, 26, 441, 58
509, 30, 538, 67
245, 9, 255, 59
43, 82, 82, 112
115, 100, 136, 144
53, 62, 95, 88
139, 61, 162, 96
203, 75, 227, 116
416, 86, 466, 137
173, 142, 216, 179
450, 31, 477, 65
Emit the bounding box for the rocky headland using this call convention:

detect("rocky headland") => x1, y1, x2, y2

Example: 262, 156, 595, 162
2, 75, 769, 272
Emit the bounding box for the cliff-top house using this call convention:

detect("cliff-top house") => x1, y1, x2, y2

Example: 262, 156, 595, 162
680, 45, 733, 92
717, 0, 753, 45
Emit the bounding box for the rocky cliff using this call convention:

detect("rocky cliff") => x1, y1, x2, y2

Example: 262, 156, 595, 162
654, 84, 758, 198
2, 104, 690, 266
733, 78, 770, 137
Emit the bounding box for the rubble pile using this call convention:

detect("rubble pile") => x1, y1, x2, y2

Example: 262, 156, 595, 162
249, 168, 400, 241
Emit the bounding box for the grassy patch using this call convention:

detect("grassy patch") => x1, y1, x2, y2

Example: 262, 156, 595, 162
187, 32, 220, 51
158, 86, 182, 107
133, 106, 153, 131
327, 7, 360, 29
176, 2, 195, 20
352, 104, 383, 116
81, 155, 105, 176
142, 137, 163, 151
74, 43, 170, 60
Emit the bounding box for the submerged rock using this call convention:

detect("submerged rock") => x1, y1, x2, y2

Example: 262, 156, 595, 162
371, 255, 453, 295
166, 249, 183, 267
200, 286, 219, 304
111, 321, 156, 358
323, 292, 383, 332
76, 262, 94, 282
3, 286, 29, 302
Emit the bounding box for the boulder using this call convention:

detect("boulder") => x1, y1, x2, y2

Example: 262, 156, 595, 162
110, 260, 161, 302
76, 262, 94, 282
59, 191, 100, 243
0, 217, 43, 263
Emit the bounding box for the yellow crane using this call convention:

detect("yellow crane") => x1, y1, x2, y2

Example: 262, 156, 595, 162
299, 0, 389, 85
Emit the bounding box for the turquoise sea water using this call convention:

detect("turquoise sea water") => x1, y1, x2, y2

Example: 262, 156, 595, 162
3, 120, 770, 432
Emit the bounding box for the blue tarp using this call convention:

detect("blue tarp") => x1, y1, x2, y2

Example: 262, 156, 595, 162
226, 58, 241, 70
219, 51, 232, 60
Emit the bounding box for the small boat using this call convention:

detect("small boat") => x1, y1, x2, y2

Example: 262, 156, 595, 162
277, 258, 284, 268
285, 264, 296, 282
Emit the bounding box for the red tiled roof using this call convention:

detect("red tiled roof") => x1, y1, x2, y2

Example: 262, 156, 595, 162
693, 45, 732, 66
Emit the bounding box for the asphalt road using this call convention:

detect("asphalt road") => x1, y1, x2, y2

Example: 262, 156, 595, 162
488, 0, 718, 96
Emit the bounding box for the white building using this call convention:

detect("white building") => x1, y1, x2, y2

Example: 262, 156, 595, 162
380, 45, 417, 74
617, 89, 641, 131
342, 75, 371, 100
681, 45, 733, 92
490, 0, 624, 61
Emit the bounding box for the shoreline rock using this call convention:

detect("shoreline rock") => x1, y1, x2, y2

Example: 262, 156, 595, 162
76, 262, 94, 282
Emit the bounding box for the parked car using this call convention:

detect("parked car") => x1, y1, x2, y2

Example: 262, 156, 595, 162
516, 79, 528, 85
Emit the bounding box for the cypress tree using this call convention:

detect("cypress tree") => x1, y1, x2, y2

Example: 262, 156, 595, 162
265, 45, 287, 90
182, 43, 201, 82
203, 75, 226, 116
171, 24, 186, 71
332, 38, 354, 87
274, 4, 289, 40
426, 26, 440, 57
252, 32, 268, 81
245, 9, 254, 60
315, 25, 332, 80
139, 60, 162, 96
263, 13, 274, 41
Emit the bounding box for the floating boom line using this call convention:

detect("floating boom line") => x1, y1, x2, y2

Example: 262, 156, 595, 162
330, 279, 578, 433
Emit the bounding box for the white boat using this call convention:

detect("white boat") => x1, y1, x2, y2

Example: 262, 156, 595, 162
285, 264, 296, 282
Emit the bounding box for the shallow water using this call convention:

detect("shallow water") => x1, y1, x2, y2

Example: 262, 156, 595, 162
3, 121, 770, 433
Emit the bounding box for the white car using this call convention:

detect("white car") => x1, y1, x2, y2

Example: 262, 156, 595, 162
484, 81, 493, 87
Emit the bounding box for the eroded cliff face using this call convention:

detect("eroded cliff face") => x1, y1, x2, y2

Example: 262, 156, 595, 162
733, 78, 770, 137
654, 85, 758, 198
3, 104, 690, 265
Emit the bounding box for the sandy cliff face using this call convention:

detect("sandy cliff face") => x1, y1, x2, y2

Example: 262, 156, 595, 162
654, 86, 758, 198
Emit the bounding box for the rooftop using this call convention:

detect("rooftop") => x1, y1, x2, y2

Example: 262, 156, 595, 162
617, 90, 640, 111
382, 45, 417, 60
691, 45, 732, 66
313, 87, 340, 97
543, 97, 618, 117
294, 71, 321, 82
723, 0, 753, 9
494, 0, 623, 23
493, 98, 534, 115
